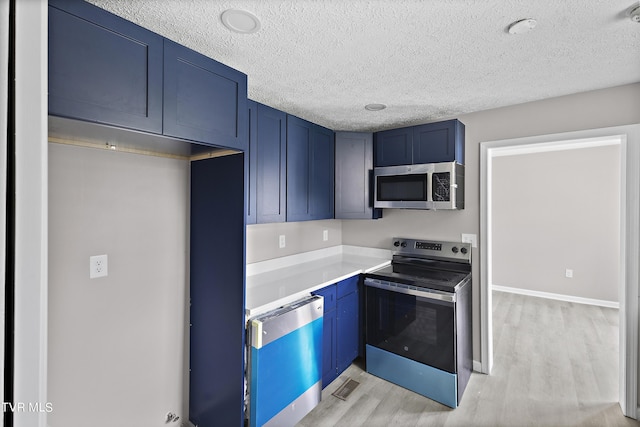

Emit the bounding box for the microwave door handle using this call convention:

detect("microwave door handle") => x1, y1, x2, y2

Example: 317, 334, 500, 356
427, 171, 433, 203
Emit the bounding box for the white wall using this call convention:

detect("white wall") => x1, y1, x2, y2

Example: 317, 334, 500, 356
13, 1, 48, 426
0, 0, 9, 421
48, 143, 189, 427
492, 144, 620, 303
246, 219, 342, 263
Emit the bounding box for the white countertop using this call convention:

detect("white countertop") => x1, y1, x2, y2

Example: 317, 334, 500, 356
245, 245, 391, 317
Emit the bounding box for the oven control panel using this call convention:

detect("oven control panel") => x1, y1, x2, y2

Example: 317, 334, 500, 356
415, 242, 442, 251
392, 237, 471, 263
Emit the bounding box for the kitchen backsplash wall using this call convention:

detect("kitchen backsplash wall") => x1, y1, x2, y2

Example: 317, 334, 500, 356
48, 142, 189, 427
246, 219, 342, 264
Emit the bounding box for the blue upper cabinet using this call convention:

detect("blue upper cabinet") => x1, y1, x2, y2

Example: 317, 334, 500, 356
335, 132, 382, 220
374, 119, 465, 166
310, 125, 335, 219
163, 39, 248, 151
246, 101, 258, 224
374, 127, 413, 167
286, 115, 335, 222
413, 119, 465, 164
48, 0, 163, 133
49, 0, 248, 151
254, 103, 287, 223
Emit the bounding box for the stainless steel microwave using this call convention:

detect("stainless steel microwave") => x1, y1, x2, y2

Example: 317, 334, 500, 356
373, 162, 464, 210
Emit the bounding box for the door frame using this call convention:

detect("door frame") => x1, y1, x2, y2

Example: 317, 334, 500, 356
480, 124, 640, 418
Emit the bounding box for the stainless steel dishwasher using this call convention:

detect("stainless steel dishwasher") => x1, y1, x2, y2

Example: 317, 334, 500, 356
247, 295, 324, 427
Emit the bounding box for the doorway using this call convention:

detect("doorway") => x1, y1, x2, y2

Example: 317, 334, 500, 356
480, 125, 640, 418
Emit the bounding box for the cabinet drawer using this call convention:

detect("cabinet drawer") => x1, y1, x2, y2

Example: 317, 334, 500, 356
337, 275, 359, 299
312, 285, 337, 311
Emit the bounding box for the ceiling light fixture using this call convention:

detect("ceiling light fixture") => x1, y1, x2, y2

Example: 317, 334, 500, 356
630, 5, 640, 23
365, 103, 386, 111
221, 9, 261, 34
507, 18, 537, 34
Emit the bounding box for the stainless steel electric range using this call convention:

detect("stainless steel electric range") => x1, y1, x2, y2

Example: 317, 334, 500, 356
363, 237, 472, 408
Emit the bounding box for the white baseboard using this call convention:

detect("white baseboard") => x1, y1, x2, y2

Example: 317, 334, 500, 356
473, 360, 482, 373
492, 285, 619, 309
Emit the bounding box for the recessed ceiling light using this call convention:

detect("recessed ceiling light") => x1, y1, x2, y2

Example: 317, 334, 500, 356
630, 5, 640, 23
221, 9, 261, 34
507, 18, 537, 35
365, 103, 386, 111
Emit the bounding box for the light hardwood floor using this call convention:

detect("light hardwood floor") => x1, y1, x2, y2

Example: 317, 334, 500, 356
297, 291, 639, 427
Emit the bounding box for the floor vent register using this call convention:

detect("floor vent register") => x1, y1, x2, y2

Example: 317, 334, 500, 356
332, 378, 360, 401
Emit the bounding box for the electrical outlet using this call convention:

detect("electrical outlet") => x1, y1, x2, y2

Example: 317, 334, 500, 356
565, 269, 573, 278
165, 411, 180, 423
90, 254, 108, 279
279, 235, 286, 249
461, 233, 477, 248
323, 230, 328, 241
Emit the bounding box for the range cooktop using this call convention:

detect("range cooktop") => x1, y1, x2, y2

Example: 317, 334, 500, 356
365, 264, 470, 293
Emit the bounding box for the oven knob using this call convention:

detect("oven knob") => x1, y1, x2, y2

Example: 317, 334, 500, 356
394, 241, 400, 247
461, 247, 468, 254
452, 246, 459, 253
401, 242, 407, 248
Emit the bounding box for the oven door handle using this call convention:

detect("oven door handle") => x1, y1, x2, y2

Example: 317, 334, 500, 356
364, 278, 456, 304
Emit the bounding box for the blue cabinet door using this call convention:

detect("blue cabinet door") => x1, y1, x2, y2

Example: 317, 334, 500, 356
312, 285, 338, 387
374, 127, 413, 166
246, 101, 258, 224
286, 115, 334, 221
337, 289, 359, 374
310, 125, 335, 220
163, 39, 248, 151
48, 0, 163, 133
374, 119, 465, 166
335, 132, 382, 219
313, 276, 361, 388
256, 103, 287, 223
413, 119, 465, 164
285, 115, 310, 221
321, 308, 338, 387
336, 276, 359, 373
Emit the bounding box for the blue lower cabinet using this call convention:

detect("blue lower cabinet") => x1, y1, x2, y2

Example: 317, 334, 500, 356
311, 284, 337, 386
321, 309, 337, 387
312, 275, 360, 388
336, 290, 359, 373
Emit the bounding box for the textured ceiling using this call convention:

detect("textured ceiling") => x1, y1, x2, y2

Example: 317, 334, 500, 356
85, 0, 640, 132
